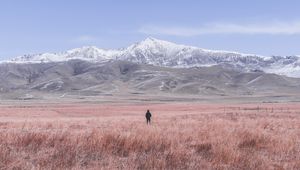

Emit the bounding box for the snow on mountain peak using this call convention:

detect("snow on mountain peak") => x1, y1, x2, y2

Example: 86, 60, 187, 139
127, 37, 184, 51
142, 37, 184, 47
65, 46, 120, 60
3, 37, 300, 78
6, 37, 247, 64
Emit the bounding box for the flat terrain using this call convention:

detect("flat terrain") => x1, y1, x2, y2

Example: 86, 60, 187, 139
0, 102, 300, 169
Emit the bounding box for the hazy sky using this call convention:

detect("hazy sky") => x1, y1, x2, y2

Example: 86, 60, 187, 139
1, 0, 300, 60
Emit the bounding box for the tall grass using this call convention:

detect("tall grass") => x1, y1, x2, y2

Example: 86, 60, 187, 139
0, 103, 299, 169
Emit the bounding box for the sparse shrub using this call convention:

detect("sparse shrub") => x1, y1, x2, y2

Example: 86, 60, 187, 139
239, 138, 257, 148
194, 143, 212, 159
238, 131, 269, 150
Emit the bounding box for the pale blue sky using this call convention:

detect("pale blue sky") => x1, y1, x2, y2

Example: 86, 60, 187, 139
1, 0, 300, 59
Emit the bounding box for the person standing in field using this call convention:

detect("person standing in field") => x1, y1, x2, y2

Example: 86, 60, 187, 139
145, 110, 152, 124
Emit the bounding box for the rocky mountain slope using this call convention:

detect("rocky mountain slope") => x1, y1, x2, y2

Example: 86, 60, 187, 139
1, 60, 300, 100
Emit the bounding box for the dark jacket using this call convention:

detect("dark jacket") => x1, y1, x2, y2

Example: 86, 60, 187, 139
146, 110, 152, 119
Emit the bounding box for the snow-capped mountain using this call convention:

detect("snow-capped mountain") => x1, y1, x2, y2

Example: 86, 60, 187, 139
10, 46, 120, 63
4, 37, 300, 78
118, 38, 268, 68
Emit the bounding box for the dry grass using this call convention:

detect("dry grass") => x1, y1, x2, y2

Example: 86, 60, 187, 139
0, 103, 299, 169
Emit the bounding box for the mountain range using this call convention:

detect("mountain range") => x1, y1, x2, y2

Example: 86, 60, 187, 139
4, 37, 300, 78
1, 38, 300, 101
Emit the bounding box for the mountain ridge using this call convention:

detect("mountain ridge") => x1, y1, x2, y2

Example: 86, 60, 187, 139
2, 37, 300, 78
1, 60, 300, 101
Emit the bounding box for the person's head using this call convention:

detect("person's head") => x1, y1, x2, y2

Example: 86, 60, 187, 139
147, 109, 150, 112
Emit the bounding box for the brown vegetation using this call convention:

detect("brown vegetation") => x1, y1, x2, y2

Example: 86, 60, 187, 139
0, 102, 299, 169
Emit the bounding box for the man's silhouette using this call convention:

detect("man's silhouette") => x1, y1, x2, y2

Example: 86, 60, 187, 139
145, 109, 152, 124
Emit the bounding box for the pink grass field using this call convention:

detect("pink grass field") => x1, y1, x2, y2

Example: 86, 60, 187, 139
0, 102, 299, 169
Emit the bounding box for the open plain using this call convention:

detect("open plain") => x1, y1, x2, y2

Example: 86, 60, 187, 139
0, 101, 299, 169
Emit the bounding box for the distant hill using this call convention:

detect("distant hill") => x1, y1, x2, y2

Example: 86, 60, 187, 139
0, 60, 299, 100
